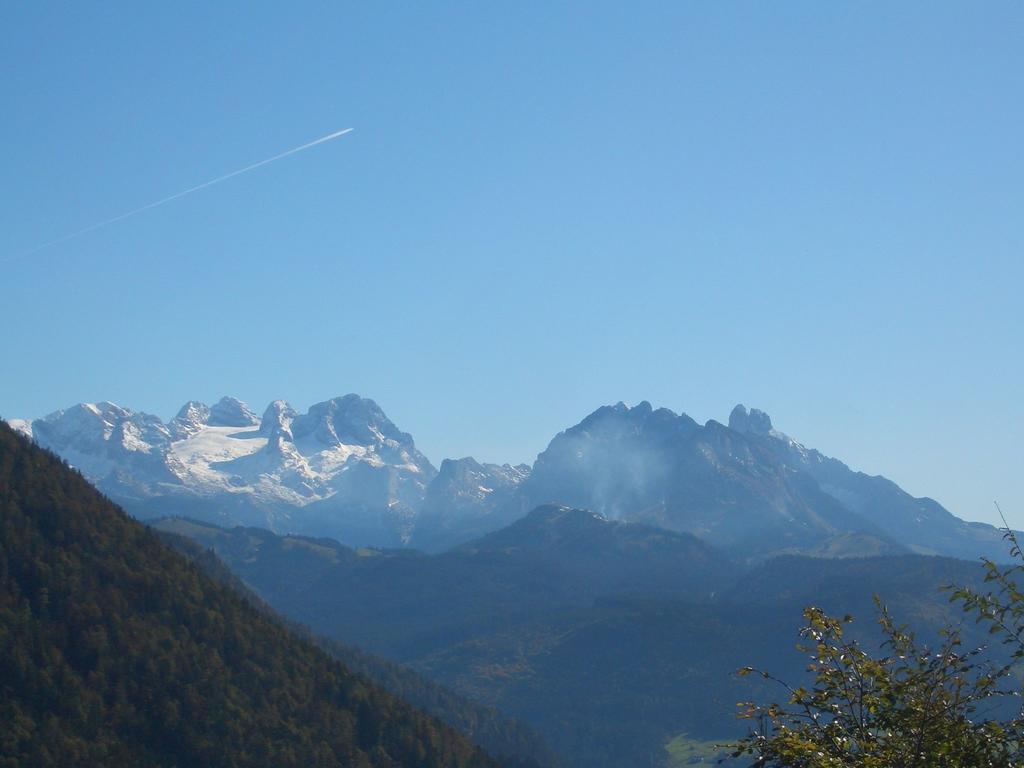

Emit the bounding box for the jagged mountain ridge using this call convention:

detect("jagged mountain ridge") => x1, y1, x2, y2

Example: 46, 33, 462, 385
11, 394, 440, 546
516, 401, 1011, 561
413, 458, 532, 551
10, 396, 1010, 559
726, 405, 1008, 559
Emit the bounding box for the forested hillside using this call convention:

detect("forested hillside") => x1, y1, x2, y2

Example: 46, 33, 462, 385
155, 526, 559, 768
0, 421, 499, 767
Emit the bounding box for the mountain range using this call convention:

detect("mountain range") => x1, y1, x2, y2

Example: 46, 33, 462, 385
151, 506, 997, 768
10, 395, 1012, 560
7, 394, 1016, 766
10, 395, 438, 546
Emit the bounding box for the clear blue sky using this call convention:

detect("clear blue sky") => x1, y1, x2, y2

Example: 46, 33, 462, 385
1, 3, 1021, 526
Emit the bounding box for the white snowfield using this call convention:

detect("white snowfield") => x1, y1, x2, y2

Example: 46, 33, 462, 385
9, 396, 441, 537
168, 425, 271, 493
8, 394, 536, 548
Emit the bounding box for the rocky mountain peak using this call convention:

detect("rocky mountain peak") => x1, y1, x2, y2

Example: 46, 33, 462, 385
208, 397, 259, 428
571, 401, 668, 443
434, 457, 530, 489
172, 401, 211, 436
259, 400, 297, 437
437, 456, 486, 478
175, 400, 210, 422
34, 401, 132, 448
728, 404, 773, 436
291, 395, 411, 449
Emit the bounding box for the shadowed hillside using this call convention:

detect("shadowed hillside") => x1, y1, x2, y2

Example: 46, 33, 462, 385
154, 525, 560, 768
0, 421, 500, 767
155, 508, 997, 767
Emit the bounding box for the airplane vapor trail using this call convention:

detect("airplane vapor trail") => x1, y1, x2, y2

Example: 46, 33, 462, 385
9, 127, 354, 261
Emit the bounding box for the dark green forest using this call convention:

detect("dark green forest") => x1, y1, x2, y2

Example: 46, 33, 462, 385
0, 421, 499, 767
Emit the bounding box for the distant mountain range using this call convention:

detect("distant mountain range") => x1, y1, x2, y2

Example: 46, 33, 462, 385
152, 506, 997, 768
515, 402, 1010, 561
10, 395, 438, 546
9, 396, 1012, 560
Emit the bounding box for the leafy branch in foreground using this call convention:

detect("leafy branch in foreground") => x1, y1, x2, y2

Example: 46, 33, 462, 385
950, 508, 1024, 662
731, 507, 1024, 767
731, 599, 1023, 767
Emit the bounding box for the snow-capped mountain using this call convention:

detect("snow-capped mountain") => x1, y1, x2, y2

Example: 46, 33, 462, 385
11, 395, 1010, 561
12, 395, 437, 546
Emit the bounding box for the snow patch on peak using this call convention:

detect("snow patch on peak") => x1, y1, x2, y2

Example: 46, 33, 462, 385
172, 401, 211, 438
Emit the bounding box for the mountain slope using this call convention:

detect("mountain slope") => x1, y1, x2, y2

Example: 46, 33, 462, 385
152, 507, 734, 659
154, 525, 558, 768
727, 404, 1011, 560
0, 420, 497, 767
157, 508, 995, 768
455, 504, 734, 598
516, 401, 1009, 560
519, 401, 889, 558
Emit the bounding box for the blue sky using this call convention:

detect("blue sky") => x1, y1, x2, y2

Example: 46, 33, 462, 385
1, 3, 1021, 526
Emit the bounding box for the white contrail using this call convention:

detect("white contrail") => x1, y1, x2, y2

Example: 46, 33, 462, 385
8, 127, 354, 261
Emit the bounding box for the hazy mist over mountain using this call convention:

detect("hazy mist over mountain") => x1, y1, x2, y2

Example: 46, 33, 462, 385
10, 395, 1013, 562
